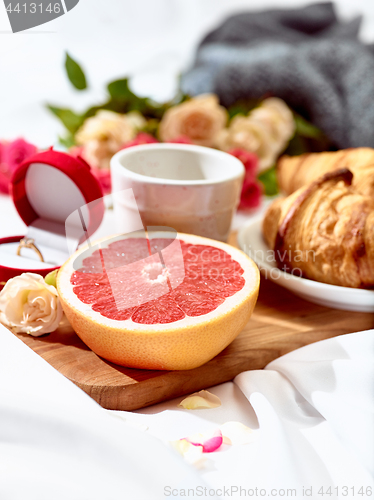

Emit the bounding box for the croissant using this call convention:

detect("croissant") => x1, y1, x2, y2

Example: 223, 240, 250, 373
277, 148, 374, 197
262, 168, 374, 288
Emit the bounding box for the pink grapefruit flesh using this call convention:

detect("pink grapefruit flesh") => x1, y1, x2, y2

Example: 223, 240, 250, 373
57, 232, 260, 370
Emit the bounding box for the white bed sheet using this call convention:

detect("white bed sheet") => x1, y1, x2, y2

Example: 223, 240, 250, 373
0, 324, 373, 500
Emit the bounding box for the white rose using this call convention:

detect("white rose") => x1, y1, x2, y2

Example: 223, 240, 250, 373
0, 273, 64, 336
215, 115, 277, 171
253, 97, 295, 144
215, 98, 295, 172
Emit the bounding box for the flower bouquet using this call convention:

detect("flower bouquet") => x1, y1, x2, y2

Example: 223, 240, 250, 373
47, 54, 329, 210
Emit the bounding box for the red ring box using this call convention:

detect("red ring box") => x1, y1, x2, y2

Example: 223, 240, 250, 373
0, 149, 104, 289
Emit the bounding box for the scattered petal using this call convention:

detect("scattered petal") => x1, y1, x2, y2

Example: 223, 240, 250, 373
185, 429, 223, 453
179, 390, 221, 410
220, 421, 254, 445
170, 439, 205, 466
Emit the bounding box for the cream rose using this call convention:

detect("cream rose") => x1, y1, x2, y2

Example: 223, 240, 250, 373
159, 94, 227, 147
251, 97, 295, 145
215, 98, 295, 172
215, 115, 278, 171
75, 110, 145, 169
0, 273, 64, 336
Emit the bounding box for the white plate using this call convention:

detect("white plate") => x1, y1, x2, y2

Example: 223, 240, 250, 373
237, 216, 374, 312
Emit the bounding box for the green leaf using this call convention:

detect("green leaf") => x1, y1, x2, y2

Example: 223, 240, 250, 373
258, 166, 279, 196
65, 52, 87, 91
228, 98, 261, 120
107, 79, 141, 109
283, 134, 309, 157
294, 114, 323, 139
106, 78, 169, 118
140, 118, 159, 137
58, 133, 76, 149
47, 105, 85, 135
107, 78, 134, 102
83, 102, 113, 119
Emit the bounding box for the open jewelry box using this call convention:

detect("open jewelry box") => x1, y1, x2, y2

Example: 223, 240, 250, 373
0, 150, 104, 287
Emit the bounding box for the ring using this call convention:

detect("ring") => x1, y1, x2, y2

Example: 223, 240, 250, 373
16, 238, 44, 262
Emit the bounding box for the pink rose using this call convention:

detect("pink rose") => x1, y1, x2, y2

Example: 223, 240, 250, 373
122, 132, 158, 149
229, 149, 259, 179
167, 135, 193, 144
239, 178, 263, 210
229, 149, 262, 210
0, 142, 8, 194
0, 138, 38, 195
3, 138, 38, 170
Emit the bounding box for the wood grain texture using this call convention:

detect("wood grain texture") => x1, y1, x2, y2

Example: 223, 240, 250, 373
13, 275, 374, 411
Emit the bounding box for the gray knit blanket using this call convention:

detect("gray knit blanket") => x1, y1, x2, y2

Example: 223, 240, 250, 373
181, 2, 374, 149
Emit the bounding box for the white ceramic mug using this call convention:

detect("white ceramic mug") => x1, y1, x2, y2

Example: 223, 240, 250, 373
110, 143, 244, 242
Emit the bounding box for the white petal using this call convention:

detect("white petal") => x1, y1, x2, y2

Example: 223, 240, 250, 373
179, 390, 221, 410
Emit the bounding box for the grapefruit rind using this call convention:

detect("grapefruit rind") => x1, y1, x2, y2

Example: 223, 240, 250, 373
57, 232, 260, 370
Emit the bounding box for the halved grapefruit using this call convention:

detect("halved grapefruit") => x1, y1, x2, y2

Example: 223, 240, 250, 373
57, 232, 260, 370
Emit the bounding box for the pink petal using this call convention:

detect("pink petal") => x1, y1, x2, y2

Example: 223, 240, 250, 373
185, 429, 223, 453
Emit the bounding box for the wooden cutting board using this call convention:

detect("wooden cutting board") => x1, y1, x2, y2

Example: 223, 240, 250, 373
12, 234, 374, 411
